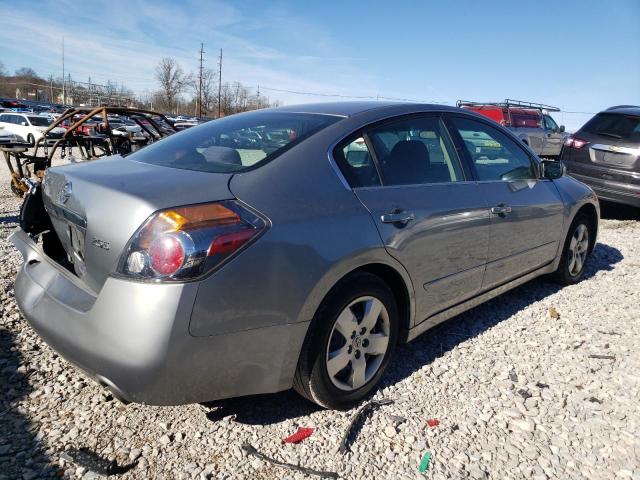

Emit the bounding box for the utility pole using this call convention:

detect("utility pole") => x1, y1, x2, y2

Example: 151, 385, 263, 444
217, 48, 222, 118
198, 42, 205, 119
61, 37, 65, 105
67, 74, 72, 104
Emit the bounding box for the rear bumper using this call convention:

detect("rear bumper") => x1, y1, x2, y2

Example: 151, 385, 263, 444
567, 172, 640, 208
10, 228, 308, 405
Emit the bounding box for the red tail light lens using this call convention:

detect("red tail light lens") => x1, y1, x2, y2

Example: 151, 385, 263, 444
565, 136, 589, 149
117, 200, 267, 281
149, 234, 186, 276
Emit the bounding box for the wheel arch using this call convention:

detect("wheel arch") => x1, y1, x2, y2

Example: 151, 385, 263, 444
298, 256, 415, 344
351, 263, 412, 342
574, 202, 599, 253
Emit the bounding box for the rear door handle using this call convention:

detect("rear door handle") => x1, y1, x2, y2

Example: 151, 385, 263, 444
381, 211, 415, 224
490, 205, 512, 215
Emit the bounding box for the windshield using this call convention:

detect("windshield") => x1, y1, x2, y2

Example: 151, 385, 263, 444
28, 116, 51, 126
582, 113, 640, 141
129, 111, 341, 173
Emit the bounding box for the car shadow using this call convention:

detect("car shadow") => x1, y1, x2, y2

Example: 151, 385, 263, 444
203, 241, 623, 424
381, 241, 622, 390
0, 327, 58, 478
599, 200, 640, 221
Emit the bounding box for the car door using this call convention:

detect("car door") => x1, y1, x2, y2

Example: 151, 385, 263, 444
13, 114, 28, 139
447, 114, 565, 290
334, 114, 491, 322
542, 114, 564, 157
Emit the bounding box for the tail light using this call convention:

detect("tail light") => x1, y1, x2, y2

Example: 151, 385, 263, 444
565, 136, 589, 149
117, 200, 267, 282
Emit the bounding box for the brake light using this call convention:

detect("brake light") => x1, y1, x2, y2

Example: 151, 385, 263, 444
117, 200, 267, 281
149, 234, 186, 276
565, 136, 589, 149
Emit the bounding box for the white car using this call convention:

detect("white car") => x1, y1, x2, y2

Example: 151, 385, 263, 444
0, 112, 66, 146
0, 125, 24, 145
111, 124, 147, 141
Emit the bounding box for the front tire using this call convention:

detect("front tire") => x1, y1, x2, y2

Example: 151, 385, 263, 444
294, 272, 399, 409
27, 134, 35, 147
552, 214, 593, 284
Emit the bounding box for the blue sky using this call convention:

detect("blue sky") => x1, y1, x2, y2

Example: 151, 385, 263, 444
1, 0, 638, 130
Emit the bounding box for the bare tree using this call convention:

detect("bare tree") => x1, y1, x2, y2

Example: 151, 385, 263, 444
154, 57, 189, 113
105, 80, 117, 105
15, 67, 38, 78
0, 61, 7, 77
199, 68, 218, 115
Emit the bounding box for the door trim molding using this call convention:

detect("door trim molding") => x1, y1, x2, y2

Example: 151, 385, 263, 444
407, 260, 555, 342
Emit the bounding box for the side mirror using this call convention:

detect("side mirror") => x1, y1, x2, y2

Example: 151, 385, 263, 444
541, 159, 566, 179
559, 125, 565, 133
21, 122, 27, 126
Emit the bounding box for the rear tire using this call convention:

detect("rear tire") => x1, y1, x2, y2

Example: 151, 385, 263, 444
552, 214, 593, 285
294, 272, 399, 409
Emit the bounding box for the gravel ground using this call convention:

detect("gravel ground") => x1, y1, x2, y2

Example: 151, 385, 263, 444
0, 154, 639, 480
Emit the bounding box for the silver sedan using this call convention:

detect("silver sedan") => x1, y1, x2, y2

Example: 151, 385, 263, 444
11, 102, 599, 408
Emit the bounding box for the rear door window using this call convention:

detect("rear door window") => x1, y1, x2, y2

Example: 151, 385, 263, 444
368, 115, 465, 186
333, 115, 465, 188
450, 116, 537, 181
334, 137, 381, 188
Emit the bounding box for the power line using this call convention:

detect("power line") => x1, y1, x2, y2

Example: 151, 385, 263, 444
253, 85, 449, 104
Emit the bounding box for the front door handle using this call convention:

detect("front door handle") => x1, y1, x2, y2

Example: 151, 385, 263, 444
491, 204, 512, 215
381, 211, 415, 224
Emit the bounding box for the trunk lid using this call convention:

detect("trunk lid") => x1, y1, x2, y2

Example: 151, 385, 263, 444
41, 156, 234, 292
587, 138, 640, 172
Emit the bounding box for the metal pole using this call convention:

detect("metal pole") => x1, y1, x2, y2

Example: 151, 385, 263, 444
198, 43, 204, 119
217, 48, 222, 118
62, 37, 65, 105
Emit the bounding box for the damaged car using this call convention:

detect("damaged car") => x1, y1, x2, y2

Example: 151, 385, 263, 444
11, 102, 599, 408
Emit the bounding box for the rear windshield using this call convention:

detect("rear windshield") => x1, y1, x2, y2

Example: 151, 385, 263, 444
582, 113, 640, 141
508, 109, 541, 128
129, 111, 341, 173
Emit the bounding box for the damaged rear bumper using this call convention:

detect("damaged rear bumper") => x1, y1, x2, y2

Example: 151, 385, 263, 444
10, 228, 308, 405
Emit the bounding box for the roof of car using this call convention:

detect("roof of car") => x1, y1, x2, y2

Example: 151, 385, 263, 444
271, 101, 460, 117
604, 105, 640, 116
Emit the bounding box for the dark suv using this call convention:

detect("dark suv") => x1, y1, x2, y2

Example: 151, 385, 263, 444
561, 106, 640, 208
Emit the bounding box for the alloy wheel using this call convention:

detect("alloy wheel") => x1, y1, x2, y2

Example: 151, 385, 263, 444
568, 223, 589, 277
325, 296, 390, 391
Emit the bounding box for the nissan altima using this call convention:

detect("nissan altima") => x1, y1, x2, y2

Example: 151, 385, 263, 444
11, 102, 599, 408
